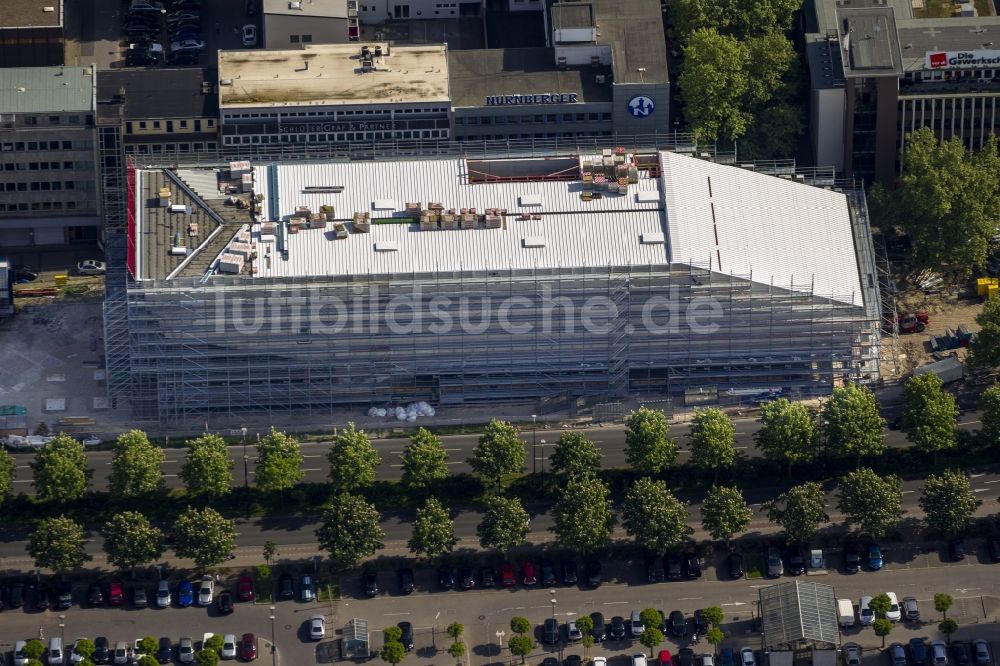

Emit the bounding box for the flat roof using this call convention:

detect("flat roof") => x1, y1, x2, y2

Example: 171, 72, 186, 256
447, 48, 612, 107
836, 7, 904, 77
96, 67, 218, 123
217, 44, 450, 108
0, 0, 63, 28
551, 3, 594, 30
130, 152, 864, 305
0, 66, 93, 114
897, 17, 1000, 71
588, 0, 668, 84
263, 0, 348, 18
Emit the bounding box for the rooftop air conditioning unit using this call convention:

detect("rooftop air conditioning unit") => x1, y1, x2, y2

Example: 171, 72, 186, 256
596, 74, 606, 84
556, 56, 567, 69
289, 1, 302, 8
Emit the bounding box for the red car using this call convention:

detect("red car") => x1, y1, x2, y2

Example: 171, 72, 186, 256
107, 580, 124, 606
239, 633, 258, 661
237, 575, 255, 602
658, 649, 673, 665
521, 561, 538, 586
499, 563, 517, 588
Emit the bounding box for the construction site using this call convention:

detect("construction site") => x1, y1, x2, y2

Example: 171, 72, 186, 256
102, 143, 883, 427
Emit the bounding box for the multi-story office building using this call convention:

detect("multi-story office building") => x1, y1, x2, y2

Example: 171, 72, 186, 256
806, 0, 1000, 182
0, 66, 99, 248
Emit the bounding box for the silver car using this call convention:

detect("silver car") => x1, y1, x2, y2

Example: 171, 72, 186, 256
902, 596, 919, 622
178, 637, 194, 664
889, 644, 908, 666
766, 547, 784, 577
843, 643, 862, 666
156, 580, 171, 608
931, 641, 949, 666
220, 634, 237, 660
972, 640, 991, 666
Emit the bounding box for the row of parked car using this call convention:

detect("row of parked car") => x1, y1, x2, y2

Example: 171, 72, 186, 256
541, 609, 711, 646
11, 633, 258, 665
124, 0, 206, 67
843, 639, 992, 666
363, 559, 607, 596
545, 646, 754, 666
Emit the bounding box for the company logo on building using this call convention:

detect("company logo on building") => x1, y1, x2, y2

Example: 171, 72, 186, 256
627, 96, 654, 118
485, 93, 579, 106
925, 50, 1000, 70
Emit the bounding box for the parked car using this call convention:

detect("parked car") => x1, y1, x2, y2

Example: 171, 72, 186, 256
902, 596, 919, 622
987, 536, 1000, 562
885, 592, 901, 622
683, 552, 702, 579
397, 568, 414, 594
156, 637, 173, 664
721, 648, 735, 666
112, 641, 130, 665
170, 39, 205, 51
398, 622, 414, 651
56, 580, 73, 609
727, 553, 745, 579
868, 542, 884, 571
541, 560, 558, 586
217, 591, 234, 615
197, 575, 213, 606
239, 633, 257, 662
278, 573, 294, 599
889, 644, 908, 666
630, 610, 645, 638
930, 641, 949, 666
156, 580, 170, 608
669, 610, 688, 638
785, 548, 805, 576
70, 638, 90, 664
658, 651, 673, 666
237, 575, 254, 602
178, 637, 194, 664
740, 647, 757, 666
521, 561, 538, 586
765, 547, 784, 578
859, 597, 874, 626
220, 634, 237, 660
177, 580, 194, 607
9, 581, 25, 608
543, 618, 560, 644
93, 637, 111, 664
665, 554, 682, 581
77, 259, 107, 275
590, 612, 606, 641
951, 642, 970, 666
562, 560, 578, 585
33, 581, 51, 610
972, 640, 991, 666
843, 643, 862, 666
585, 559, 602, 587
499, 563, 516, 588
166, 50, 200, 65
438, 566, 456, 591
364, 569, 378, 597
132, 585, 147, 609
299, 574, 316, 602
309, 614, 326, 640
678, 649, 696, 666
566, 657, 583, 666
692, 610, 708, 637
609, 616, 626, 641
909, 639, 928, 666
948, 538, 966, 562
697, 655, 714, 666
565, 619, 583, 642
459, 566, 476, 590
480, 566, 496, 588
646, 557, 663, 583
87, 582, 104, 607
634, 655, 649, 666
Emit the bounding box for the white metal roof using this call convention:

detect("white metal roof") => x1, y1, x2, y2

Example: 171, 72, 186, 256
238, 153, 863, 305
660, 152, 863, 305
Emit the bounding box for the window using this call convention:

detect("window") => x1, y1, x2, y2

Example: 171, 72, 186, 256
139, 121, 147, 129
194, 119, 202, 131
126, 122, 134, 134
62, 141, 72, 149
52, 181, 61, 190
17, 182, 26, 191
166, 120, 174, 132
63, 161, 72, 169
24, 116, 37, 125
302, 34, 313, 42
180, 120, 188, 128
31, 182, 40, 190
393, 4, 409, 17
49, 115, 60, 125
15, 142, 24, 150
40, 182, 50, 190
290, 34, 300, 43
67, 201, 77, 209
27, 142, 38, 150
65, 181, 75, 189
153, 121, 161, 129
69, 115, 80, 124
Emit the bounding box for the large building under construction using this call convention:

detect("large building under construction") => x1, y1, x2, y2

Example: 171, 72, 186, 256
105, 146, 882, 426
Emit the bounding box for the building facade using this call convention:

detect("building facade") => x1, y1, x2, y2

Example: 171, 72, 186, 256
263, 0, 357, 47
0, 66, 99, 247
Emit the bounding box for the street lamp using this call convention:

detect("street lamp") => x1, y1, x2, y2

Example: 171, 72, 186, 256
269, 606, 276, 666
241, 426, 249, 490
539, 439, 547, 493
550, 592, 559, 659
531, 415, 537, 475
496, 629, 506, 666
58, 614, 66, 647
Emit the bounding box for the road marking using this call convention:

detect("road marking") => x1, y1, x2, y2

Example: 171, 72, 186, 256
501, 607, 528, 612
973, 488, 989, 493
12, 480, 31, 484
164, 460, 178, 464
982, 480, 1000, 484
303, 468, 322, 472
901, 491, 915, 494
302, 455, 323, 458
384, 612, 411, 616
734, 446, 748, 450
435, 611, 441, 620
721, 602, 747, 607
677, 597, 702, 601
444, 448, 463, 452
15, 465, 30, 469
970, 473, 986, 478
164, 474, 178, 477
958, 420, 980, 426
603, 601, 629, 606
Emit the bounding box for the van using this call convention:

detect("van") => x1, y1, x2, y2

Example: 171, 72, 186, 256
48, 637, 64, 665
630, 609, 645, 638
837, 599, 856, 627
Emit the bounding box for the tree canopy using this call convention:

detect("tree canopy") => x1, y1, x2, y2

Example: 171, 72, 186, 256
468, 420, 525, 488
837, 468, 904, 538
689, 408, 736, 475
901, 373, 959, 454
171, 506, 237, 568
401, 427, 449, 489
919, 469, 981, 535
625, 407, 677, 474
254, 428, 304, 492
822, 385, 886, 462
969, 299, 1000, 370
102, 511, 165, 570
408, 497, 457, 558
0, 447, 14, 505
765, 482, 828, 543
477, 495, 530, 553
754, 398, 817, 474
108, 430, 164, 498
549, 431, 602, 478
28, 515, 91, 571
31, 433, 90, 503
179, 434, 233, 498
621, 477, 692, 553
978, 384, 1000, 445
315, 492, 384, 569
328, 423, 381, 492
701, 485, 753, 543
553, 476, 617, 552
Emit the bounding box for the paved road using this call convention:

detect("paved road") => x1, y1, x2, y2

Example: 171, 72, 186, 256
8, 414, 985, 492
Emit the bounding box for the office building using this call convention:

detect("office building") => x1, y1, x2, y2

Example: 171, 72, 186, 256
263, 0, 357, 47
0, 66, 99, 247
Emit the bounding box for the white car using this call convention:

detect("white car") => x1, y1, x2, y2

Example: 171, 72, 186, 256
197, 575, 214, 606
13, 640, 28, 666
70, 638, 90, 664
242, 24, 257, 46
859, 596, 874, 625
309, 614, 326, 640
740, 647, 757, 666
156, 579, 171, 608
593, 658, 608, 666
885, 592, 901, 622
220, 634, 237, 660
77, 259, 106, 275
633, 655, 648, 666
170, 39, 205, 51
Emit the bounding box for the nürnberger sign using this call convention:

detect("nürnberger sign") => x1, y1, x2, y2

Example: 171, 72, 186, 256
926, 50, 1000, 70
485, 93, 579, 106
278, 120, 394, 133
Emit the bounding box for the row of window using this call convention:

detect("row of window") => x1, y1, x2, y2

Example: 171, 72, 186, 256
222, 129, 450, 144
905, 69, 1000, 82
458, 131, 613, 140
125, 118, 215, 133
1, 140, 82, 151
1, 161, 81, 171
0, 200, 81, 212
124, 142, 218, 154
456, 112, 611, 126
19, 114, 92, 126
2, 181, 84, 191
223, 108, 447, 120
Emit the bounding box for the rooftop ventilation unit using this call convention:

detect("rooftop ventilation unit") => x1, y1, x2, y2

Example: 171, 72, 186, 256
519, 194, 543, 206
374, 241, 398, 252
289, 1, 302, 8
640, 232, 665, 244
522, 236, 546, 248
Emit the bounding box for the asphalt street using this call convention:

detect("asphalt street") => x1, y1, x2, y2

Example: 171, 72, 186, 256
7, 414, 985, 492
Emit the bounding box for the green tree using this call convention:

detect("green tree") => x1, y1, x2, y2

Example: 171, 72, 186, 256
384, 627, 403, 643
171, 506, 237, 568
754, 398, 817, 475
179, 434, 233, 498
28, 515, 90, 571
408, 497, 457, 558
901, 373, 959, 455
549, 431, 602, 478
477, 495, 530, 554
203, 635, 224, 654
701, 606, 724, 627
869, 129, 1000, 275
328, 423, 380, 492
508, 636, 534, 664
701, 485, 753, 543
510, 617, 531, 635
71, 639, 95, 660
575, 615, 595, 639
138, 657, 158, 666
621, 477, 692, 553
934, 592, 954, 619
971, 300, 1000, 369
0, 447, 13, 505
640, 609, 663, 631
23, 640, 45, 660
689, 408, 736, 480
448, 642, 465, 659
873, 618, 893, 648
870, 593, 892, 619
315, 492, 385, 569
738, 101, 804, 161
381, 641, 405, 665
837, 468, 904, 538
822, 385, 886, 464
102, 511, 165, 571
624, 407, 677, 474
108, 429, 164, 499
139, 637, 158, 656
764, 482, 828, 543
401, 428, 449, 490
919, 469, 982, 535
194, 649, 219, 666
447, 622, 464, 639
26, 660, 43, 666
640, 627, 664, 657
668, 0, 801, 39
706, 627, 725, 653
553, 476, 616, 552
254, 428, 303, 493
939, 618, 958, 644
263, 540, 277, 565
31, 433, 90, 503
978, 384, 1000, 445
467, 420, 525, 490
677, 29, 752, 143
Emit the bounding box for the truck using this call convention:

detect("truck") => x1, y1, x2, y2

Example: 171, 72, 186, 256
884, 311, 929, 334
912, 355, 964, 385
837, 599, 855, 628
